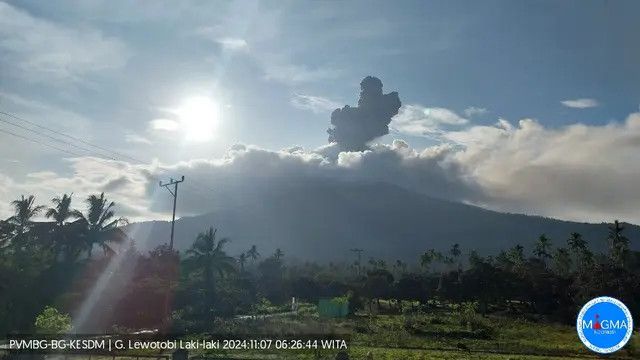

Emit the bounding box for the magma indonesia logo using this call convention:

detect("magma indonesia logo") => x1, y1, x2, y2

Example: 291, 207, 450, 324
577, 296, 634, 354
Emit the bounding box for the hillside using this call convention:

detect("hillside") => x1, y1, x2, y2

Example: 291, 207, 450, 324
125, 179, 640, 262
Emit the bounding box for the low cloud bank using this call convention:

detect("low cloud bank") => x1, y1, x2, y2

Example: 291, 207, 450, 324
4, 111, 640, 225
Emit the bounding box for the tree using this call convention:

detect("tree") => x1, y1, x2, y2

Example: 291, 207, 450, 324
607, 220, 630, 267
506, 244, 525, 272
567, 232, 587, 251
45, 194, 78, 227
468, 250, 483, 269
0, 220, 12, 250
186, 227, 236, 299
363, 269, 394, 311
395, 274, 428, 307
274, 248, 284, 261
7, 195, 45, 248
238, 252, 248, 272
567, 232, 593, 270
77, 193, 127, 257
420, 249, 442, 273
291, 277, 321, 302
45, 194, 83, 261
257, 256, 287, 303
534, 234, 552, 263
552, 247, 572, 277
247, 245, 260, 264
449, 243, 462, 272
392, 259, 407, 276
450, 243, 461, 259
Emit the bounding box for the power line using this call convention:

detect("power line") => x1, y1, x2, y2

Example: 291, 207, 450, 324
0, 111, 219, 196
0, 110, 219, 201
0, 116, 118, 160
0, 110, 142, 164
0, 127, 86, 158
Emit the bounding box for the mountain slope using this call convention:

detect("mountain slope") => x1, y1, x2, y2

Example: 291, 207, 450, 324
126, 179, 640, 262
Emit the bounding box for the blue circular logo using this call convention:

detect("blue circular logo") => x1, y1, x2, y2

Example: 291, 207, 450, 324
576, 296, 633, 354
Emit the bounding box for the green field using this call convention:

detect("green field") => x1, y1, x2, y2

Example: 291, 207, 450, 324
184, 305, 639, 360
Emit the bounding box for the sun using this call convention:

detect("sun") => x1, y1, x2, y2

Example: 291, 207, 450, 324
175, 96, 220, 142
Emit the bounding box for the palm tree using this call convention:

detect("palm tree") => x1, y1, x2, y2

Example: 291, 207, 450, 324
393, 259, 407, 275
607, 220, 630, 267
420, 249, 436, 272
274, 248, 284, 261
238, 252, 248, 272
7, 195, 45, 248
449, 243, 462, 271
567, 232, 593, 269
534, 234, 552, 263
567, 232, 587, 251
247, 245, 260, 264
77, 193, 127, 258
45, 194, 82, 261
420, 249, 444, 273
507, 244, 525, 270
552, 247, 572, 276
45, 194, 78, 227
186, 227, 236, 296
450, 243, 461, 259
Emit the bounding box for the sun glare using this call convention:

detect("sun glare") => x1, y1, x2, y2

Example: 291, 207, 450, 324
175, 96, 220, 142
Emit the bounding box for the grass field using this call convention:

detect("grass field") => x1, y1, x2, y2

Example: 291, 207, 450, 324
187, 304, 639, 360
2, 304, 636, 360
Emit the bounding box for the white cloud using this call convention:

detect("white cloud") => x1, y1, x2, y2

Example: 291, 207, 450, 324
215, 37, 248, 51
0, 92, 91, 136
0, 143, 466, 221
125, 133, 152, 145
0, 157, 155, 221
561, 98, 599, 109
149, 118, 179, 131
444, 118, 512, 146
291, 94, 341, 114
0, 2, 129, 83
262, 61, 342, 84
463, 106, 488, 117
0, 92, 95, 165
390, 105, 468, 137
449, 112, 640, 223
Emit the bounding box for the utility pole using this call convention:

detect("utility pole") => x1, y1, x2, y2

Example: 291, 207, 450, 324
159, 176, 185, 249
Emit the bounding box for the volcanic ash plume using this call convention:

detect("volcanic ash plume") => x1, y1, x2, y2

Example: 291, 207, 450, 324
327, 76, 401, 151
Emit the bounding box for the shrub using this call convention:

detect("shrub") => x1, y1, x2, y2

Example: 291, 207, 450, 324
458, 302, 494, 336
34, 306, 71, 334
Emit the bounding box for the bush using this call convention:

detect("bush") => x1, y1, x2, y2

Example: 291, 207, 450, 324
458, 302, 494, 335
251, 297, 288, 314
34, 306, 71, 334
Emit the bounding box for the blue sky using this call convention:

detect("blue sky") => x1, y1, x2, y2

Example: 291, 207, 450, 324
1, 0, 640, 223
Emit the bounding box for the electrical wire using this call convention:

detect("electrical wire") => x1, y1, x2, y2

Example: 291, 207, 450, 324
0, 110, 219, 201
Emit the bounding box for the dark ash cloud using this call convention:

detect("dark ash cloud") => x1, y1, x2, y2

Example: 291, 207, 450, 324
328, 76, 401, 151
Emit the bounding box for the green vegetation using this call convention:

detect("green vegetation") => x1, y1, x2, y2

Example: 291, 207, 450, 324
34, 306, 72, 334
1, 193, 639, 359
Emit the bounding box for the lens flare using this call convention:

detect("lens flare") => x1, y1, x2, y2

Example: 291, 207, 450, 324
176, 96, 220, 142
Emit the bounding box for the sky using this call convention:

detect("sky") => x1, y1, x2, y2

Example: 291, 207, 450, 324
1, 0, 640, 224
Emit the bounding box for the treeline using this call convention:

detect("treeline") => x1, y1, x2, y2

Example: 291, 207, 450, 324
1, 193, 639, 335
0, 193, 128, 333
